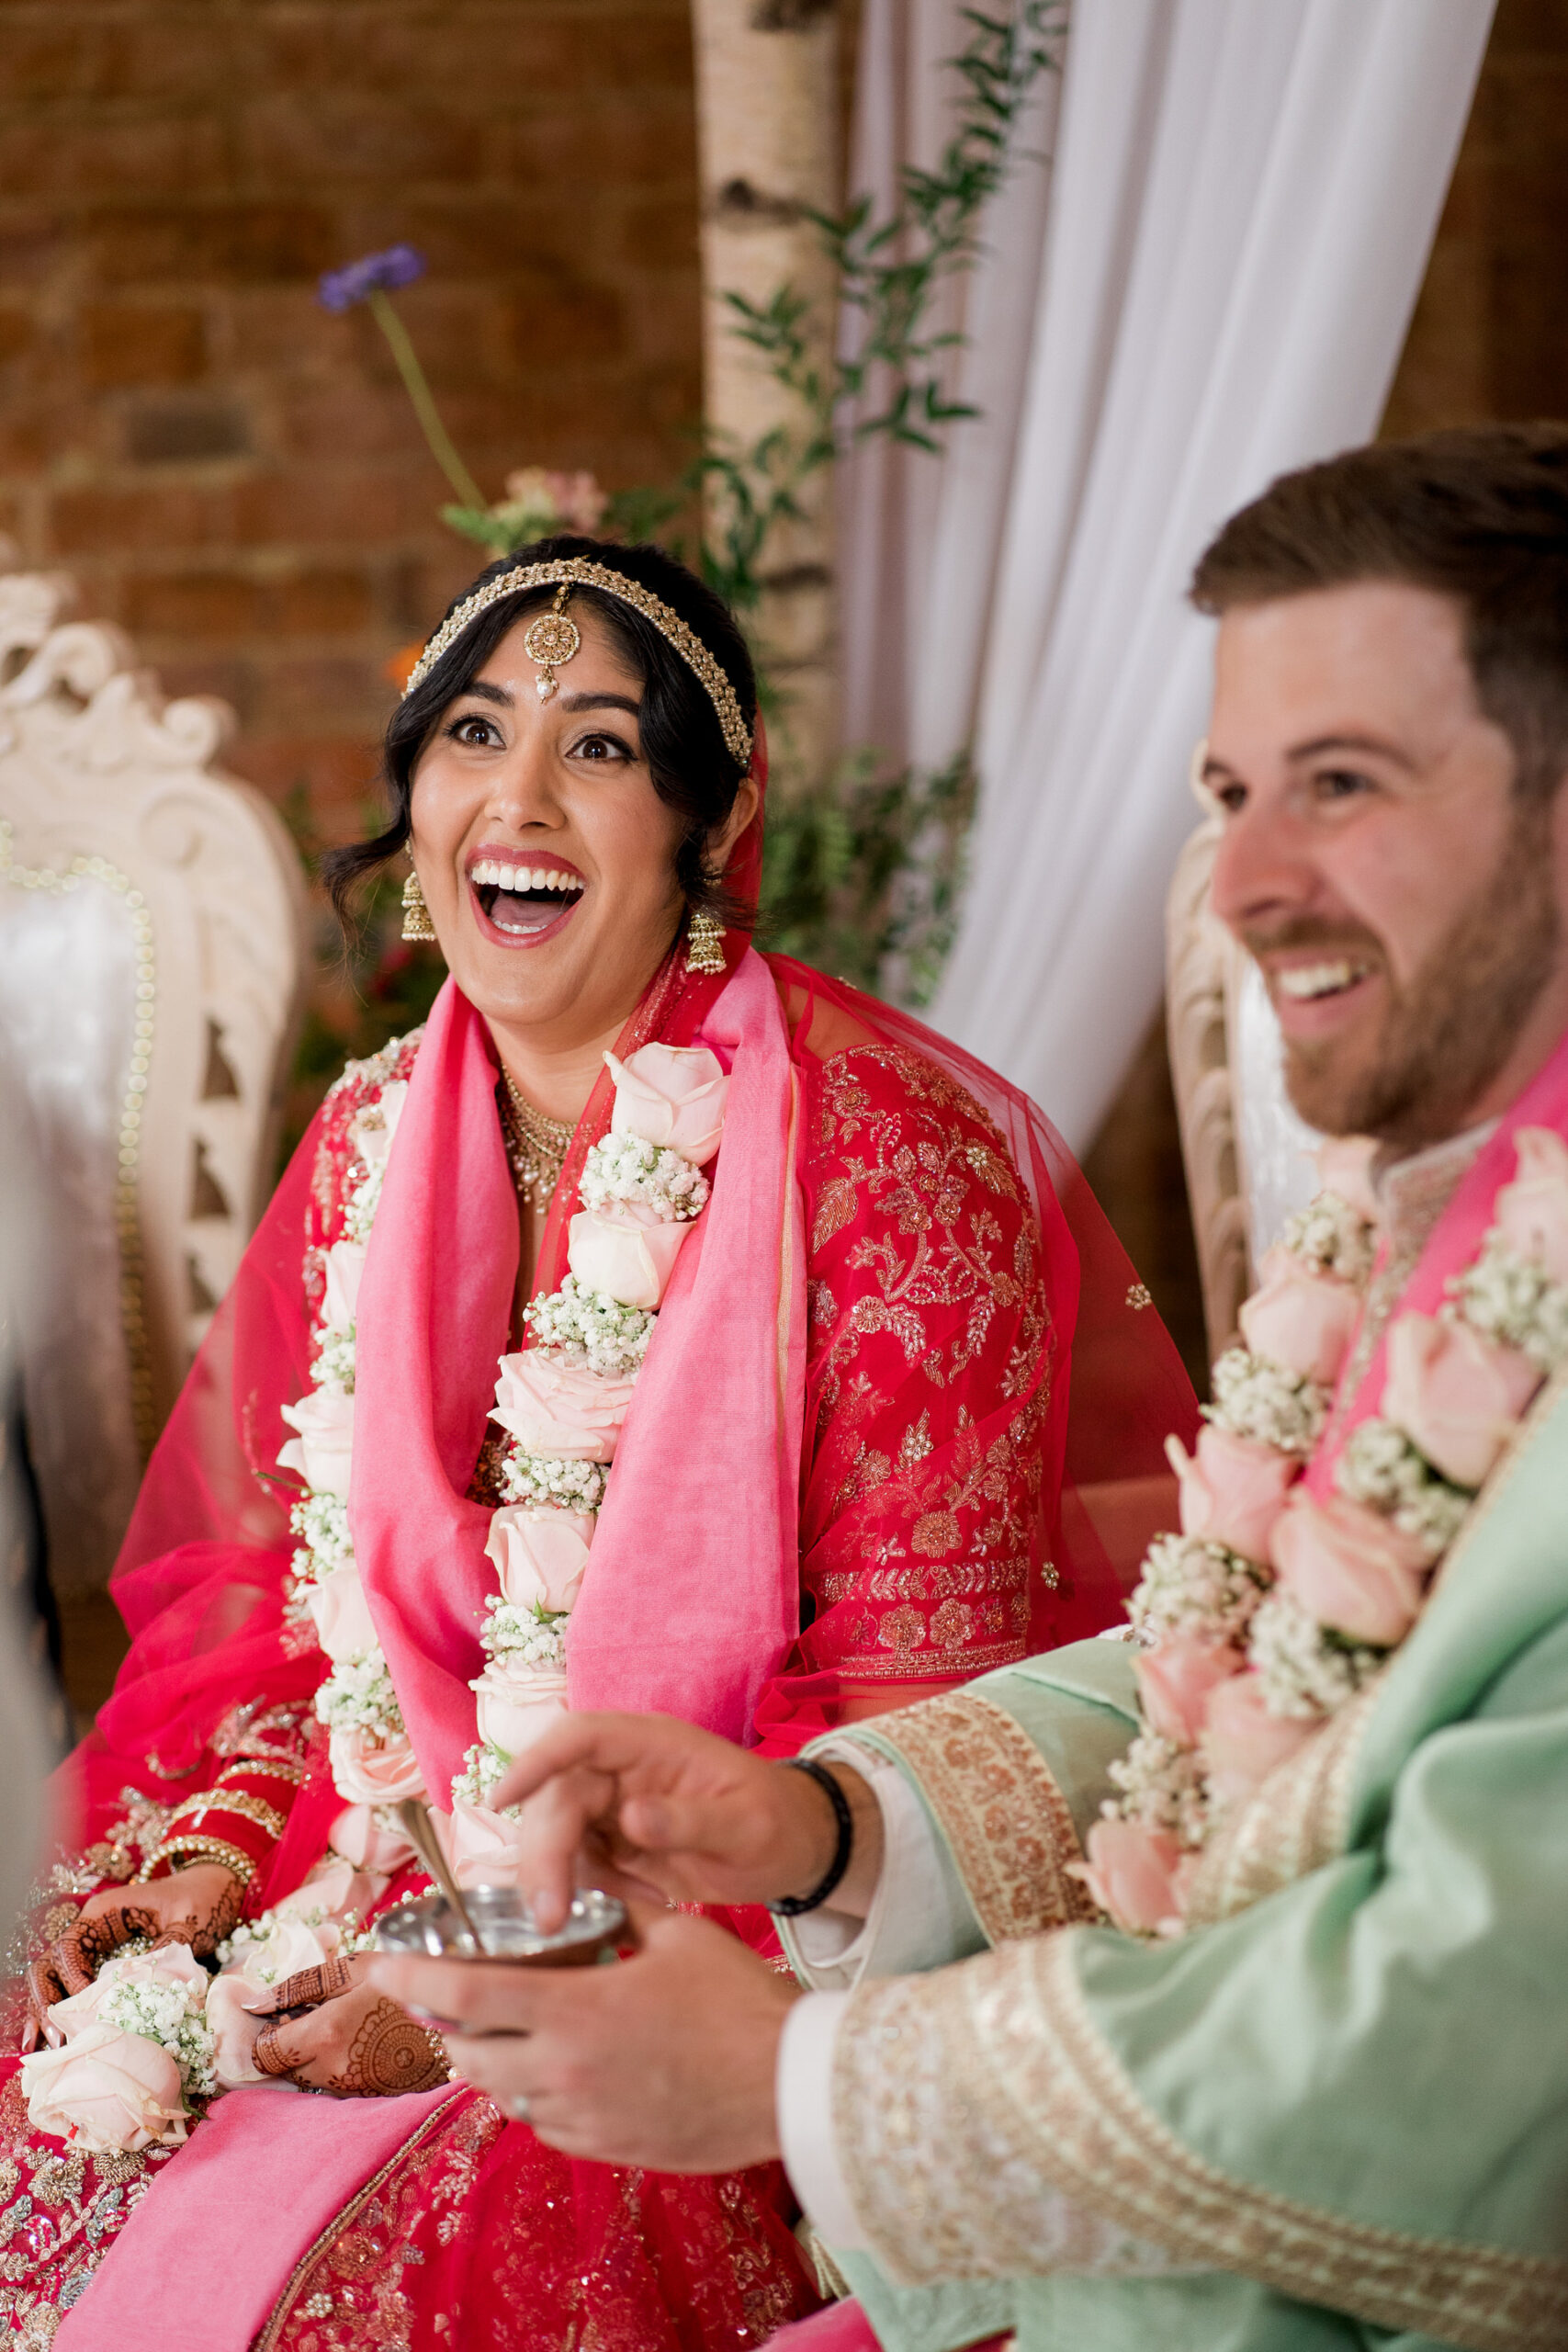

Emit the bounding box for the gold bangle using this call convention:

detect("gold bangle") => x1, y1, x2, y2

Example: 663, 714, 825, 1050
166, 1791, 288, 1841
136, 1835, 256, 1888
213, 1758, 306, 1790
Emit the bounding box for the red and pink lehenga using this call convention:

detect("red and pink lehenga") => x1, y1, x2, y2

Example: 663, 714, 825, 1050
0, 783, 1195, 2352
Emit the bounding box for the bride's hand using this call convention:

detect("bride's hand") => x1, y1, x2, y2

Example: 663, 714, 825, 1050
251, 1955, 450, 2098
22, 1864, 243, 2051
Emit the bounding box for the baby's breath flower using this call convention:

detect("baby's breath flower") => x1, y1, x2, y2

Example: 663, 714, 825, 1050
1336, 1419, 1471, 1555
524, 1276, 654, 1378
1127, 1532, 1270, 1650
314, 1649, 404, 1739
1106, 1733, 1209, 1849
498, 1448, 608, 1514
1206, 1348, 1327, 1455
100, 1976, 218, 2102
1280, 1192, 1378, 1286
313, 1327, 356, 1395
478, 1600, 568, 1669
1450, 1237, 1568, 1374
452, 1740, 509, 1804
290, 1491, 354, 1586
1247, 1589, 1382, 1720
579, 1134, 709, 1223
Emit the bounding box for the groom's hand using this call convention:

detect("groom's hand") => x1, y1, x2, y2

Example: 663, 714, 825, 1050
492, 1712, 883, 1930
369, 1905, 796, 2171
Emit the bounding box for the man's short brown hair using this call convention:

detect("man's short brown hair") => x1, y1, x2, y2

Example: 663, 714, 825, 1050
1190, 424, 1568, 800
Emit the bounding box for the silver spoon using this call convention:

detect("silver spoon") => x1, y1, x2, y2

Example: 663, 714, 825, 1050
395, 1798, 484, 1958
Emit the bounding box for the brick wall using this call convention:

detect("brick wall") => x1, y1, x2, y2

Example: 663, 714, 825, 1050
0, 0, 703, 843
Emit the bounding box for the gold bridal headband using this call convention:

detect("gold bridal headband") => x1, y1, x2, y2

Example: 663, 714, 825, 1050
400, 557, 754, 770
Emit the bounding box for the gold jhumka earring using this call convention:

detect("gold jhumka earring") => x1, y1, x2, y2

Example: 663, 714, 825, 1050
522, 583, 581, 702
684, 904, 726, 976
401, 863, 436, 942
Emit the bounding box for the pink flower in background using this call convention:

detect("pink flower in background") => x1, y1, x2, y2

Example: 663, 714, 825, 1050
607, 1044, 728, 1165
20, 2023, 187, 2153
567, 1207, 694, 1311
1135, 1636, 1247, 1747
1270, 1489, 1430, 1647
1314, 1136, 1382, 1226
1200, 1672, 1317, 1805
1494, 1127, 1568, 1283
491, 1351, 637, 1462
485, 1507, 594, 1614
1238, 1248, 1361, 1386
502, 467, 609, 537
1076, 1818, 1187, 1936
329, 1804, 415, 1876
443, 1794, 530, 1892
1382, 1312, 1540, 1489
1166, 1424, 1298, 1560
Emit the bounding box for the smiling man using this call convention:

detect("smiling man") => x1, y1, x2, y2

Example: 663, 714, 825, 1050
374, 427, 1568, 2352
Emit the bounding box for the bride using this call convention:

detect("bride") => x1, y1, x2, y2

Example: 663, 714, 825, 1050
0, 537, 1194, 2348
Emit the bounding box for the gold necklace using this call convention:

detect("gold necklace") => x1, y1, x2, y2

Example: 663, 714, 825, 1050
499, 1071, 574, 1213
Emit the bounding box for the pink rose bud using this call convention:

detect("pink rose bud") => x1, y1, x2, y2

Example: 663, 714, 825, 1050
442, 1793, 531, 1892
328, 1803, 415, 1876
1269, 1489, 1429, 1646
305, 1565, 378, 1664
607, 1043, 728, 1165
471, 1661, 570, 1759
327, 1725, 426, 1807
278, 1386, 355, 1498
1076, 1817, 1188, 1936
1135, 1635, 1247, 1747
490, 1351, 637, 1462
567, 1206, 693, 1311
1200, 1672, 1317, 1805
1382, 1311, 1541, 1490
1238, 1249, 1361, 1386
1314, 1136, 1381, 1227
484, 1506, 593, 1614
1165, 1424, 1299, 1560
321, 1239, 367, 1335
1494, 1127, 1568, 1285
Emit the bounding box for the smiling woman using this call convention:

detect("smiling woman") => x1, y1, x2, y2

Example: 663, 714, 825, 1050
1, 536, 1195, 2350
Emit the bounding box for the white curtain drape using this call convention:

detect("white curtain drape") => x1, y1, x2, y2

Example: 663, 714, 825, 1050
840, 0, 1495, 1153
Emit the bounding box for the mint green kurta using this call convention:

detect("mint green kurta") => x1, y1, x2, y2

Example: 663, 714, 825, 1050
797, 1368, 1568, 2352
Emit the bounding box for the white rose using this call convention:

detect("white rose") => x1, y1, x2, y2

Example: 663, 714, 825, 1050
231, 1916, 337, 1992
21, 2022, 186, 2153
328, 1724, 426, 1807
279, 1387, 355, 1498
607, 1043, 728, 1165
306, 1564, 378, 1663
484, 1507, 593, 1614
567, 1206, 692, 1310
321, 1239, 367, 1334
327, 1803, 415, 1876
472, 1660, 570, 1759
282, 1858, 383, 1927
490, 1351, 637, 1462
351, 1079, 409, 1171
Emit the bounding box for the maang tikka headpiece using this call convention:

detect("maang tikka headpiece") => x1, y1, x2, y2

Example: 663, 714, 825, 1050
401, 557, 754, 769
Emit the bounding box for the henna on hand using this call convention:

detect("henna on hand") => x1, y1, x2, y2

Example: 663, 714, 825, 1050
334, 1999, 449, 2098
253, 1957, 355, 2017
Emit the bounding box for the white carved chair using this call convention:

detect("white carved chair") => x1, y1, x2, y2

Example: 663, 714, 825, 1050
0, 571, 309, 1594
1165, 816, 1323, 1363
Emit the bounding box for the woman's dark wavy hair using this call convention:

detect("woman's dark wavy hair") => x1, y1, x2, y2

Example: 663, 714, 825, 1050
321, 535, 759, 926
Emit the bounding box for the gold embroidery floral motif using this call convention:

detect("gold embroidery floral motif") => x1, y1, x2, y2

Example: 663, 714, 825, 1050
856, 1691, 1097, 1943
833, 1934, 1568, 2349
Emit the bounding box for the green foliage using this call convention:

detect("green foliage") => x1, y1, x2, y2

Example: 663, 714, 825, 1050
755, 748, 976, 1006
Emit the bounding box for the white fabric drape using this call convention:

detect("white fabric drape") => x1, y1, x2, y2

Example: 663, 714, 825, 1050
841, 0, 1495, 1153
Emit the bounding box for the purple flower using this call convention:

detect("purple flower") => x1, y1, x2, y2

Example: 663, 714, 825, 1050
318, 244, 426, 313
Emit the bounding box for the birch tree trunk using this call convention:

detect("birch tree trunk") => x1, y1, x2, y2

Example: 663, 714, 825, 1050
689, 0, 844, 797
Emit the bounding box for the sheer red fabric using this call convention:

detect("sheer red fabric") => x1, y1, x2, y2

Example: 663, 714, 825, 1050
5, 728, 1195, 2345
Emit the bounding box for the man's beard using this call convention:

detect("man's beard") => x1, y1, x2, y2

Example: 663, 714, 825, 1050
1244, 798, 1561, 1148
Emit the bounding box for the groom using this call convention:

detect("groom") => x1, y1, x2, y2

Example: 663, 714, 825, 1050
373, 425, 1568, 2352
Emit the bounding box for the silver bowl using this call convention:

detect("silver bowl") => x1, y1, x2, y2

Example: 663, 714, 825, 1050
373, 1884, 626, 1966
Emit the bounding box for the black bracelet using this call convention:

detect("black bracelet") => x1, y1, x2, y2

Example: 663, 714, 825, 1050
766, 1758, 854, 1918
